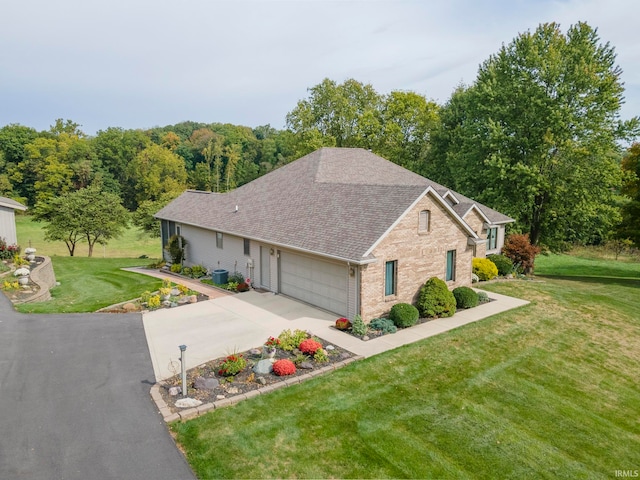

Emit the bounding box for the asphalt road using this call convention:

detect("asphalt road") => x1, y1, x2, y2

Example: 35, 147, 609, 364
0, 294, 195, 480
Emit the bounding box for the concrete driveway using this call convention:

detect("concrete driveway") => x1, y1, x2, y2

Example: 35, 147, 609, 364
0, 293, 195, 480
143, 290, 337, 381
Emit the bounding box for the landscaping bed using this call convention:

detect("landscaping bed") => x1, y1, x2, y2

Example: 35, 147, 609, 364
159, 331, 356, 414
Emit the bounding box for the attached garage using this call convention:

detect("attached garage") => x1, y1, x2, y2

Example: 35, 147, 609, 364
279, 251, 348, 316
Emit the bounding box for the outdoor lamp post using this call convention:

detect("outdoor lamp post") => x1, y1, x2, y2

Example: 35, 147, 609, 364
179, 345, 187, 397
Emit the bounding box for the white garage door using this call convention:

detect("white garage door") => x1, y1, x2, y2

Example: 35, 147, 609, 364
279, 251, 348, 316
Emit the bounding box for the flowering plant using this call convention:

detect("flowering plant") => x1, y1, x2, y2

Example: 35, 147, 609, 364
272, 359, 296, 376
218, 354, 247, 376
299, 338, 322, 355
265, 336, 280, 347
335, 317, 351, 330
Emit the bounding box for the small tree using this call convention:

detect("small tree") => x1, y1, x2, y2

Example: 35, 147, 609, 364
416, 277, 456, 318
502, 233, 541, 274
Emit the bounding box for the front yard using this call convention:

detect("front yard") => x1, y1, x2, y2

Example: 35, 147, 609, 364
170, 254, 640, 478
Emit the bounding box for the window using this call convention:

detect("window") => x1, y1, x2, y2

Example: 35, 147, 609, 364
244, 238, 250, 256
487, 227, 498, 250
419, 210, 430, 232
446, 250, 456, 281
385, 260, 397, 296
216, 232, 223, 249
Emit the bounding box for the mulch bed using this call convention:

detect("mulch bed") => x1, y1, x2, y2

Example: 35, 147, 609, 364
99, 292, 209, 313
159, 336, 355, 413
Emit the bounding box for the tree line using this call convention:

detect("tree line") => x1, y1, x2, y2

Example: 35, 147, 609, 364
0, 21, 638, 255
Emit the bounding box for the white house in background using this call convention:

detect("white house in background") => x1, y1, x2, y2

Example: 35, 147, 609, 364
155, 148, 514, 320
0, 196, 27, 246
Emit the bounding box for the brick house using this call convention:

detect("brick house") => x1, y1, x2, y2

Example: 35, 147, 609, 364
155, 148, 513, 320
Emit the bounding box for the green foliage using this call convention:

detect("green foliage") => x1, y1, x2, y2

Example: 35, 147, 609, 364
618, 143, 640, 247
427, 22, 636, 249
417, 277, 456, 318
389, 303, 419, 328
0, 237, 20, 260
189, 264, 207, 278
165, 234, 187, 265
487, 254, 514, 276
225, 281, 239, 291
278, 329, 308, 351
33, 185, 129, 257
476, 290, 489, 303
217, 353, 246, 377
140, 291, 152, 304
351, 314, 367, 336
313, 348, 329, 363
502, 233, 541, 274
228, 272, 244, 283
369, 317, 397, 334
472, 257, 499, 281
453, 286, 479, 309
170, 263, 182, 273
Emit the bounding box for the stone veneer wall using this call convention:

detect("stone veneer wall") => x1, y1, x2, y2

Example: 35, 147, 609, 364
360, 193, 474, 321
18, 256, 56, 304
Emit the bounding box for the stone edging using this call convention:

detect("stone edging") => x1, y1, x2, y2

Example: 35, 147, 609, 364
150, 355, 363, 423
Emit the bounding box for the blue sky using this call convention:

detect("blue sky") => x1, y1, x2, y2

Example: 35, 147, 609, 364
1, 0, 638, 135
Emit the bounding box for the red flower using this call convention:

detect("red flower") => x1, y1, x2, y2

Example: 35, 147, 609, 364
272, 359, 296, 376
299, 338, 322, 355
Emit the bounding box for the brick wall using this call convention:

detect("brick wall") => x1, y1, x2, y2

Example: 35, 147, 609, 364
360, 192, 474, 321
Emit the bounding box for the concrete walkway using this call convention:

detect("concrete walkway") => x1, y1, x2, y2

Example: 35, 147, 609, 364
138, 269, 529, 381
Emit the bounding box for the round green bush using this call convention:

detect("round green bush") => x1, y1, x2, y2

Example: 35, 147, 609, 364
472, 257, 499, 281
453, 286, 479, 309
389, 303, 419, 328
416, 277, 456, 318
487, 254, 514, 276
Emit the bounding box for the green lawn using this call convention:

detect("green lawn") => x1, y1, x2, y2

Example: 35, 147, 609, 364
171, 255, 640, 479
15, 257, 162, 313
15, 214, 161, 258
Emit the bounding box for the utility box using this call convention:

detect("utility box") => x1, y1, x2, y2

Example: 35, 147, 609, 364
212, 269, 229, 284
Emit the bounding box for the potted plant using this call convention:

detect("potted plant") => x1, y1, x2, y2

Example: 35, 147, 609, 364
24, 247, 36, 262
262, 336, 280, 359
14, 267, 30, 285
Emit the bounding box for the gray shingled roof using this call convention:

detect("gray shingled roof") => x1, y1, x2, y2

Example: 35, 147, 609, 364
156, 148, 513, 262
0, 196, 27, 211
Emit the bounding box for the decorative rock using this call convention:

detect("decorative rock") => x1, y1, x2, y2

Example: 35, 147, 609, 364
227, 387, 239, 394
170, 288, 180, 296
362, 335, 370, 341
340, 352, 351, 359
257, 377, 267, 385
194, 377, 219, 390
292, 348, 302, 356
188, 295, 198, 304
170, 302, 178, 308
253, 359, 273, 374
249, 348, 261, 356
299, 362, 314, 370
122, 302, 137, 312
175, 398, 202, 408
325, 345, 335, 350
178, 297, 188, 305
216, 395, 226, 400
168, 386, 182, 396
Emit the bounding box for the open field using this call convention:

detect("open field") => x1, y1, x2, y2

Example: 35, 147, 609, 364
171, 254, 640, 479
15, 214, 161, 259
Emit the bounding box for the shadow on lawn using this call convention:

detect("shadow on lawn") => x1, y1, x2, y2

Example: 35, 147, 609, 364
537, 274, 640, 289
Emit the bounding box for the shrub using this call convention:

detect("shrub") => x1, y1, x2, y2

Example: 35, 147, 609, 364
225, 281, 239, 291
299, 338, 322, 355
218, 353, 246, 376
487, 254, 514, 276
453, 286, 479, 309
278, 329, 308, 351
228, 272, 244, 284
335, 317, 351, 330
170, 263, 182, 273
237, 282, 250, 292
369, 317, 397, 334
417, 277, 456, 318
147, 295, 161, 309
314, 348, 329, 363
472, 257, 498, 281
272, 359, 296, 376
389, 303, 419, 328
165, 234, 187, 264
502, 233, 541, 274
177, 284, 189, 295
351, 315, 367, 336
477, 291, 489, 303
140, 291, 152, 304
181, 266, 192, 277
190, 265, 207, 278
